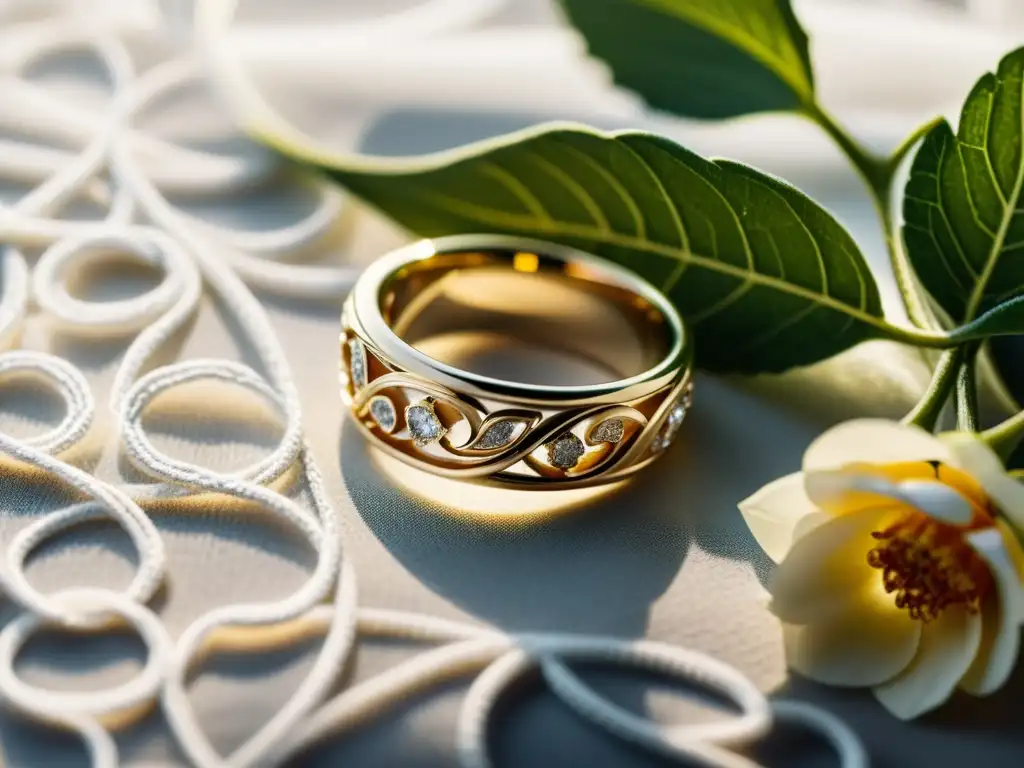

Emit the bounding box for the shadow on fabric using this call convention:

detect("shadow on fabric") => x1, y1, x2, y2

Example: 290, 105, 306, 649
340, 419, 692, 638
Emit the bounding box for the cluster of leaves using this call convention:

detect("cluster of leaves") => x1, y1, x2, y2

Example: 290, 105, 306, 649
252, 0, 1024, 443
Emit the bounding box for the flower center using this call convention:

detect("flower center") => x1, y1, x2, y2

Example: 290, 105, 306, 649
867, 513, 992, 622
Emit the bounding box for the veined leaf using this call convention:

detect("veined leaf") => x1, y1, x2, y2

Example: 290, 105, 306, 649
903, 47, 1024, 325
558, 0, 814, 118
265, 124, 885, 373
948, 295, 1024, 343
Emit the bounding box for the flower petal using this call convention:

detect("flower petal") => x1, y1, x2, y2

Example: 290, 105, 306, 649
943, 432, 1024, 533
873, 605, 982, 720
805, 470, 974, 525
792, 510, 831, 542
959, 527, 1023, 696
898, 480, 975, 525
995, 519, 1024, 617
804, 468, 900, 517
783, 582, 921, 686
770, 507, 892, 624
738, 473, 818, 563
840, 460, 989, 509
804, 419, 950, 472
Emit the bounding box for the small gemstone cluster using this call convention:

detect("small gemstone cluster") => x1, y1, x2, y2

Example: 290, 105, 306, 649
652, 382, 692, 453
405, 401, 447, 446
476, 420, 520, 450
348, 337, 448, 447
547, 432, 586, 470
368, 396, 397, 434
347, 338, 368, 391
349, 334, 693, 474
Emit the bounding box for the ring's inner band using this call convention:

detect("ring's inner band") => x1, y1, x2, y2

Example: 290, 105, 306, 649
378, 249, 674, 386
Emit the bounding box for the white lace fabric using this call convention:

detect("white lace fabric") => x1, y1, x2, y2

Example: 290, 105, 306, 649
0, 1, 867, 766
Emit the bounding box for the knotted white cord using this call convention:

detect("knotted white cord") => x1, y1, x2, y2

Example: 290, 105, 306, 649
0, 2, 869, 767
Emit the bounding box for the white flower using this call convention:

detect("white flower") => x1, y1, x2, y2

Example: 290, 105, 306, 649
740, 419, 1024, 720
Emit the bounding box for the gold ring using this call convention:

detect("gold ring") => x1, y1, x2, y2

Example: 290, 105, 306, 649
341, 235, 693, 489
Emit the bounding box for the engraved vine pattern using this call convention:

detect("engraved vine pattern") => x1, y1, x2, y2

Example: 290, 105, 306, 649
345, 339, 666, 482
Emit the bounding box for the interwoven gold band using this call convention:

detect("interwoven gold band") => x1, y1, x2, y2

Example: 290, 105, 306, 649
341, 235, 693, 489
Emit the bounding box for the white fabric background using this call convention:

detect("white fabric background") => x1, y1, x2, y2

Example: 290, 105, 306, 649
2, 1, 1024, 766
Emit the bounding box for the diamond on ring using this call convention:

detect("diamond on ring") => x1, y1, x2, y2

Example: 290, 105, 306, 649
348, 338, 368, 391
477, 419, 521, 449
368, 395, 397, 433
589, 418, 625, 444
406, 400, 447, 446
547, 432, 586, 470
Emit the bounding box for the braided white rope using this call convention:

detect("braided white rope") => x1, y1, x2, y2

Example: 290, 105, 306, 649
0, 2, 869, 767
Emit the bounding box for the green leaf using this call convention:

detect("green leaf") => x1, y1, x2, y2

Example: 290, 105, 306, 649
265, 124, 887, 373
946, 296, 1024, 342
557, 0, 814, 118
903, 47, 1024, 325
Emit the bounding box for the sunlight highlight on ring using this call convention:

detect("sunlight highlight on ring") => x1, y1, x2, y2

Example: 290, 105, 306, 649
369, 448, 618, 518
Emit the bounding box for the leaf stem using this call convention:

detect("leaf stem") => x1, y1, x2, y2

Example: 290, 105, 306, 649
804, 102, 934, 330
880, 218, 936, 332
955, 346, 980, 432
887, 116, 944, 178
805, 102, 889, 199
903, 347, 962, 430
806, 105, 979, 432
982, 409, 1024, 460
879, 299, 1024, 348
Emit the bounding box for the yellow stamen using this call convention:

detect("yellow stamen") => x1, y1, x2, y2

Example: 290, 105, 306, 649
867, 509, 993, 622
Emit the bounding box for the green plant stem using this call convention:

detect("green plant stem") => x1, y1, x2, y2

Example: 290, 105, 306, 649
805, 104, 982, 429
873, 321, 972, 350
881, 223, 936, 332
982, 409, 1024, 460
876, 323, 945, 348
887, 116, 944, 179
903, 347, 963, 429
805, 102, 890, 200
955, 345, 980, 431
805, 103, 935, 331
